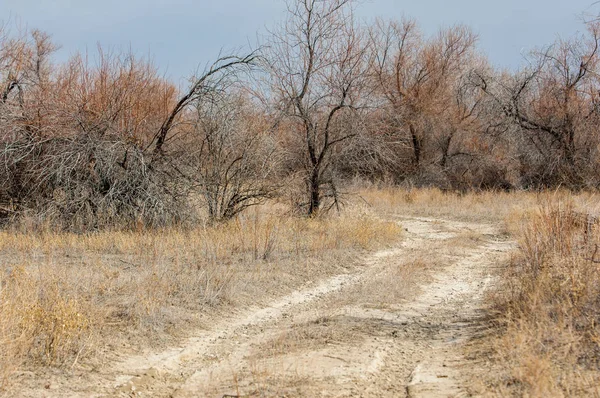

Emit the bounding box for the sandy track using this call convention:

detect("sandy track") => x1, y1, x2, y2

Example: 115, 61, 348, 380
107, 242, 407, 397
23, 216, 514, 397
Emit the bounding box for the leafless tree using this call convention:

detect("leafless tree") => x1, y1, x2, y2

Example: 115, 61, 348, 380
472, 22, 600, 187
264, 0, 371, 215
369, 19, 479, 184
183, 90, 278, 222
151, 53, 258, 157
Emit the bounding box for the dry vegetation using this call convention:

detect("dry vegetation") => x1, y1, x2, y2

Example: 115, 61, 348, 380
485, 198, 600, 397
0, 202, 401, 392
1, 0, 600, 395
2, 0, 600, 228
357, 185, 536, 224
354, 187, 600, 397
3, 184, 600, 396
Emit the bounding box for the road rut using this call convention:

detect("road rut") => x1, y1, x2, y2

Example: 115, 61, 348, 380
105, 216, 513, 398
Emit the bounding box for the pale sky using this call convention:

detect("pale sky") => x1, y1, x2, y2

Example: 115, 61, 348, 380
0, 0, 595, 85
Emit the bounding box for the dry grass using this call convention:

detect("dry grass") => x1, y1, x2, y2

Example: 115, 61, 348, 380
357, 186, 536, 223
339, 254, 434, 312
252, 315, 363, 360
488, 198, 600, 397
358, 186, 600, 396
0, 201, 401, 392
7, 186, 600, 396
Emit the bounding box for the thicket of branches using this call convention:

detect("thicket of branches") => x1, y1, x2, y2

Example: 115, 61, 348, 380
1, 1, 600, 228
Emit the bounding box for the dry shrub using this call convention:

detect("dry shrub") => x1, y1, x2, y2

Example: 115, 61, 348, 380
2, 136, 188, 231
492, 200, 600, 397
0, 265, 95, 389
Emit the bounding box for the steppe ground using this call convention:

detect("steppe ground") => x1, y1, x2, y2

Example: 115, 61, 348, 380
2, 188, 600, 397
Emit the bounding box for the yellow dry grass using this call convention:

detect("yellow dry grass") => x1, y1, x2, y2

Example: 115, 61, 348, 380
357, 186, 538, 223
5, 187, 600, 396
359, 186, 600, 396
489, 196, 600, 397
0, 201, 401, 392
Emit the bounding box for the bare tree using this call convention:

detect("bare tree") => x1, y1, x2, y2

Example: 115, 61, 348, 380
183, 90, 278, 222
265, 0, 371, 215
369, 19, 478, 182
472, 22, 600, 187
147, 52, 279, 222
151, 53, 258, 157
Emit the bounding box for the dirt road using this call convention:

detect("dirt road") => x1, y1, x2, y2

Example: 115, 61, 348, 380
27, 216, 514, 397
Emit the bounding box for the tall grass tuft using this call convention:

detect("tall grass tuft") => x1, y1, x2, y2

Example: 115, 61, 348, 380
493, 200, 600, 397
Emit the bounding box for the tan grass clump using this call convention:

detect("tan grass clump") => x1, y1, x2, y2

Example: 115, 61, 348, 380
492, 199, 600, 397
0, 264, 95, 388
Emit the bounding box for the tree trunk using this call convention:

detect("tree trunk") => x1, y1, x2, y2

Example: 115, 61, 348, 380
410, 124, 421, 168
308, 168, 320, 216
440, 131, 454, 169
